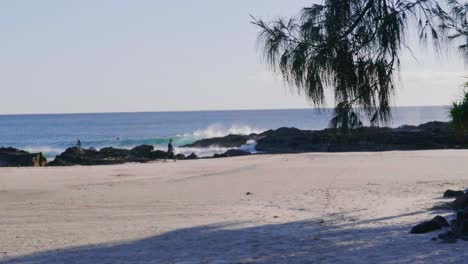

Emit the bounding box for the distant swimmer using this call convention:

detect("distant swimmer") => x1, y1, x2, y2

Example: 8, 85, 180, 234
76, 139, 82, 148
164, 139, 176, 162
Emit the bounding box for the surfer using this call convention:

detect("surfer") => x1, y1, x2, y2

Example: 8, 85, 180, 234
165, 139, 176, 162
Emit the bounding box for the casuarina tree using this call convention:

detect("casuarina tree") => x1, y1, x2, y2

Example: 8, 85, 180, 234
253, 0, 468, 129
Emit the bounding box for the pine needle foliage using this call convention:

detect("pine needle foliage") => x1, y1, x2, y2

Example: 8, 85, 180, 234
253, 0, 468, 130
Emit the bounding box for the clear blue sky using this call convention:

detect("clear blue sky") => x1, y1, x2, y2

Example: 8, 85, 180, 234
0, 0, 465, 114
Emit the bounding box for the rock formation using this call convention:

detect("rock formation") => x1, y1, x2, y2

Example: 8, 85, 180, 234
0, 147, 47, 167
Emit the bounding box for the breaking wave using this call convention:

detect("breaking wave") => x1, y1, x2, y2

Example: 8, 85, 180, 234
23, 124, 264, 160
181, 124, 264, 139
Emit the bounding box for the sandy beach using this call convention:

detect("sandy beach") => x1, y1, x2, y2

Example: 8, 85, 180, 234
1, 150, 468, 263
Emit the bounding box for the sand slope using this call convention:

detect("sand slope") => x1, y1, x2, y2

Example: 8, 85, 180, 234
1, 151, 468, 263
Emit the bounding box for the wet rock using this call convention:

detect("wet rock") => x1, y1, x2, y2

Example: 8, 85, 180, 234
131, 145, 154, 157
150, 150, 168, 159
438, 231, 458, 243
48, 145, 172, 166
183, 135, 252, 148
175, 154, 186, 160
186, 153, 199, 160
213, 149, 251, 158
410, 215, 449, 234
444, 190, 465, 198
0, 147, 47, 167
223, 149, 251, 157
433, 215, 450, 227
46, 158, 74, 167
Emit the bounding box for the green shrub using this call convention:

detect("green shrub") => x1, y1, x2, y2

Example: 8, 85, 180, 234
450, 83, 468, 137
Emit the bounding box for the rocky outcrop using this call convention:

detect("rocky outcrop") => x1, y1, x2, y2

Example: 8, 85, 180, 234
412, 189, 468, 242
256, 122, 464, 153
184, 121, 467, 153
186, 153, 199, 160
130, 145, 154, 157
183, 134, 253, 148
410, 215, 449, 234
452, 193, 468, 210
48, 145, 168, 166
175, 154, 186, 160
0, 147, 47, 167
213, 149, 251, 158
444, 190, 465, 198
28, 121, 468, 167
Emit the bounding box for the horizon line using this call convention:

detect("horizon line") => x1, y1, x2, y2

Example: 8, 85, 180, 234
0, 105, 449, 117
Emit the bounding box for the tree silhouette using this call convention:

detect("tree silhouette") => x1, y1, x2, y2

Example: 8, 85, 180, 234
253, 0, 468, 129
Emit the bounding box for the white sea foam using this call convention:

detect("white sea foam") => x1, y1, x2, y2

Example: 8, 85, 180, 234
23, 124, 264, 160
22, 146, 66, 160
173, 140, 259, 158
183, 124, 264, 139
171, 124, 264, 157
238, 140, 259, 153
24, 146, 64, 156
174, 146, 230, 157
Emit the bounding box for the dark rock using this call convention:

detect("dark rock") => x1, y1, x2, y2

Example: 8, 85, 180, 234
151, 150, 168, 159
453, 193, 468, 210
444, 190, 465, 198
99, 147, 130, 157
182, 134, 252, 148
246, 192, 252, 195
411, 215, 449, 234
433, 215, 450, 227
182, 121, 468, 154
429, 202, 453, 211
186, 153, 199, 160
255, 123, 459, 153
224, 149, 251, 157
48, 145, 171, 166
46, 158, 74, 167
0, 147, 47, 167
131, 145, 154, 157
438, 231, 458, 243
175, 154, 186, 160
213, 149, 251, 158
450, 207, 468, 237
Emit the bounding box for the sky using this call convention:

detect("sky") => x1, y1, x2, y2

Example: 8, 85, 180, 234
0, 0, 466, 115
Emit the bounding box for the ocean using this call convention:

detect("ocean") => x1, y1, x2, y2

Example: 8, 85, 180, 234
0, 106, 449, 160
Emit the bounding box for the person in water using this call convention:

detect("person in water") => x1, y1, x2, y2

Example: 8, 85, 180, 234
76, 139, 82, 148
165, 139, 176, 162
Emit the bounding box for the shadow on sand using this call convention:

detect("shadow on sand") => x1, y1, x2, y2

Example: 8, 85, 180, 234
2, 214, 466, 264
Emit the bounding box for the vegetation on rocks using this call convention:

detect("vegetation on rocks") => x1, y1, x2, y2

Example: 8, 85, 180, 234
450, 81, 468, 137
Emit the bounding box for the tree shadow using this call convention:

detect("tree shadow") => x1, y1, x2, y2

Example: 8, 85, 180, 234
2, 215, 467, 264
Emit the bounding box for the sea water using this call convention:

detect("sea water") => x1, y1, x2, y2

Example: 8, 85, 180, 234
0, 107, 449, 159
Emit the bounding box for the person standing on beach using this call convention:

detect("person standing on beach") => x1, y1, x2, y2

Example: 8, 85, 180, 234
165, 139, 176, 162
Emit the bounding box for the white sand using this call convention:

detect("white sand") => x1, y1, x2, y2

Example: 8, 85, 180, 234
1, 150, 468, 263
